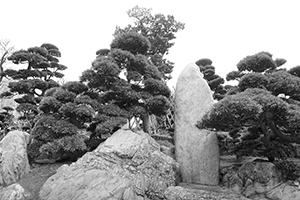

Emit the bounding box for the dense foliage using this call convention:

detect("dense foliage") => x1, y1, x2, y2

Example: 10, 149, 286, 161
81, 32, 171, 143
198, 52, 300, 161
0, 106, 14, 139
114, 6, 185, 81
79, 6, 184, 145
0, 7, 184, 161
195, 58, 226, 100
3, 43, 66, 122
28, 81, 95, 162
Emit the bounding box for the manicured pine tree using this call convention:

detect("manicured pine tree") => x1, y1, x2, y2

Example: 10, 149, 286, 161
81, 32, 171, 145
198, 51, 300, 162
4, 43, 66, 121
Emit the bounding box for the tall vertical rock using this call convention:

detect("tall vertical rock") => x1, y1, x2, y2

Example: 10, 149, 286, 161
174, 63, 219, 185
0, 130, 31, 186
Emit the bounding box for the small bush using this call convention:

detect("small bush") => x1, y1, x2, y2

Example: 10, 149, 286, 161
147, 95, 170, 116
39, 135, 87, 161
62, 81, 88, 95
53, 88, 76, 103
31, 115, 78, 142
29, 115, 86, 162
110, 32, 151, 55
27, 140, 44, 161
0, 110, 14, 138
274, 160, 300, 181
39, 96, 62, 113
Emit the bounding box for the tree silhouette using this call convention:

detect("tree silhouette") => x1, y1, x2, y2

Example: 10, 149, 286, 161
4, 43, 66, 121
198, 52, 300, 161
114, 6, 185, 81
81, 32, 171, 143
195, 58, 226, 100
28, 81, 96, 162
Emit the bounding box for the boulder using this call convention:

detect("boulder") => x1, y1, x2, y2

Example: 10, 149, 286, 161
0, 183, 25, 200
39, 129, 179, 200
160, 145, 175, 159
152, 134, 175, 158
222, 161, 282, 198
0, 130, 30, 186
164, 184, 250, 200
174, 63, 219, 185
266, 181, 300, 200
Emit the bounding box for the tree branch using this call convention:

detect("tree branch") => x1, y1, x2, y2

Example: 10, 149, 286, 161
0, 51, 9, 82
260, 121, 271, 147
268, 120, 300, 144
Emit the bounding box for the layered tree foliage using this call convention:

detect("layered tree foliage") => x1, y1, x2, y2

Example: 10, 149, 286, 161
198, 52, 300, 161
0, 106, 14, 139
81, 32, 171, 142
226, 51, 286, 82
28, 81, 96, 162
114, 6, 185, 81
3, 43, 66, 121
195, 58, 226, 100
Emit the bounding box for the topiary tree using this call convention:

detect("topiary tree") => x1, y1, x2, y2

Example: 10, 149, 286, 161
198, 51, 300, 162
195, 58, 226, 100
3, 43, 66, 122
81, 32, 171, 145
28, 81, 96, 162
225, 51, 284, 82
114, 5, 185, 81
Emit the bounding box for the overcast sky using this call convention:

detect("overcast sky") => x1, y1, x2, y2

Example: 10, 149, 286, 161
1, 0, 300, 87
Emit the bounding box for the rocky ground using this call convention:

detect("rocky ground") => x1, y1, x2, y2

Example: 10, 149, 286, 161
14, 156, 256, 200
17, 162, 72, 200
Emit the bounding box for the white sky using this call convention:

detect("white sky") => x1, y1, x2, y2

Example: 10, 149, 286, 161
1, 0, 300, 87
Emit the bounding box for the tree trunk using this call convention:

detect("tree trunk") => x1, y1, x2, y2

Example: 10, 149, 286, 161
0, 66, 3, 83
141, 114, 150, 133
149, 114, 157, 134
260, 122, 271, 148
260, 122, 275, 161
0, 53, 7, 83
268, 120, 300, 144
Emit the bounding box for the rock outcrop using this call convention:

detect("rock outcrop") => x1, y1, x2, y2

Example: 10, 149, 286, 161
152, 134, 175, 159
164, 183, 250, 200
266, 181, 300, 200
0, 130, 30, 186
174, 63, 219, 185
0, 183, 26, 200
222, 160, 300, 199
222, 161, 282, 199
39, 129, 179, 200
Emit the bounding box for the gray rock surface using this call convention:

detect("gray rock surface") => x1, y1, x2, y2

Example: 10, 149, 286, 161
174, 63, 219, 185
0, 130, 30, 186
164, 183, 250, 200
39, 129, 179, 200
266, 181, 300, 200
0, 183, 25, 200
152, 134, 175, 158
222, 161, 282, 198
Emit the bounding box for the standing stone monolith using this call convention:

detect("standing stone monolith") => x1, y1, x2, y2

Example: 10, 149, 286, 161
174, 63, 219, 185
